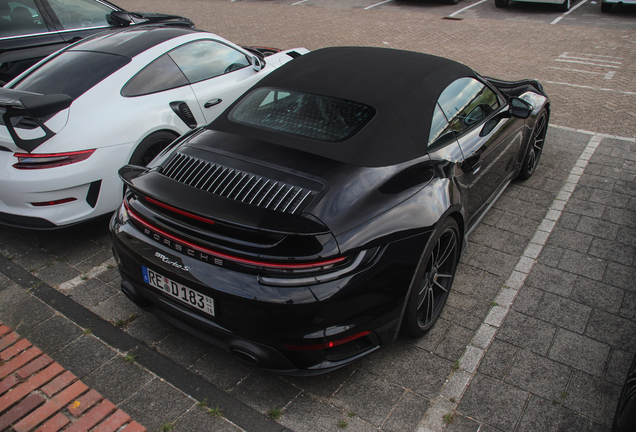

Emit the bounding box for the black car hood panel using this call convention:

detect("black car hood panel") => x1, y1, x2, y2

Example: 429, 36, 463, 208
121, 167, 330, 236
156, 130, 435, 241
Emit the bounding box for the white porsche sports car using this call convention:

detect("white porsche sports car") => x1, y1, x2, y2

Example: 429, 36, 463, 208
0, 26, 307, 229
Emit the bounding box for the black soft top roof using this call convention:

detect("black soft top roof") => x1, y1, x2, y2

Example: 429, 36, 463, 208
210, 46, 478, 167
69, 26, 198, 58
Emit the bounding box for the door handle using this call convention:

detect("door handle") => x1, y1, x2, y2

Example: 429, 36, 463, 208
204, 98, 222, 108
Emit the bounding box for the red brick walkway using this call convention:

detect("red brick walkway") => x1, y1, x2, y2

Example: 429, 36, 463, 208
0, 322, 146, 432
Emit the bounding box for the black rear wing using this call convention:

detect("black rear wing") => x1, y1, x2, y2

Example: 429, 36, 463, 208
0, 88, 73, 152
484, 77, 547, 99
119, 164, 331, 236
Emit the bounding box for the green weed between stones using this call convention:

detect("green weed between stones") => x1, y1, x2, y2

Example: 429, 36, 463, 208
442, 413, 455, 424
267, 408, 282, 420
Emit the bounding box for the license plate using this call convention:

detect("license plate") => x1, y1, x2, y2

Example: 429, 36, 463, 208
142, 266, 215, 317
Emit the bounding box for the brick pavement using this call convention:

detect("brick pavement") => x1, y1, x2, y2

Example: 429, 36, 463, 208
0, 322, 146, 432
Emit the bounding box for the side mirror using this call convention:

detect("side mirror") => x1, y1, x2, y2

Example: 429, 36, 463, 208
251, 55, 265, 71
509, 97, 533, 119
110, 11, 133, 26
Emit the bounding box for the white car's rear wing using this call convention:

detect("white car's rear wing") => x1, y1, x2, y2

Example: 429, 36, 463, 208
0, 88, 73, 152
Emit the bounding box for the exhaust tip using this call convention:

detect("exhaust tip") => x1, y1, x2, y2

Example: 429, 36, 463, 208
230, 348, 261, 366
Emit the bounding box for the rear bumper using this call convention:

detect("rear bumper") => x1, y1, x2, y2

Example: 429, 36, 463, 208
118, 273, 383, 375
110, 207, 425, 374
0, 144, 133, 227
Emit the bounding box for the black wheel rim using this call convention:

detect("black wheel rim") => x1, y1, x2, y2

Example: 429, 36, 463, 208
416, 228, 458, 330
526, 115, 547, 175
139, 138, 172, 166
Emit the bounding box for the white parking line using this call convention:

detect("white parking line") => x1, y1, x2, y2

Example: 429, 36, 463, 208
549, 66, 617, 80
292, 0, 310, 4
416, 129, 606, 432
549, 66, 607, 76
57, 257, 116, 292
448, 0, 488, 17
551, 0, 588, 24
563, 52, 622, 59
555, 58, 619, 68
545, 81, 636, 96
558, 53, 622, 64
364, 0, 393, 10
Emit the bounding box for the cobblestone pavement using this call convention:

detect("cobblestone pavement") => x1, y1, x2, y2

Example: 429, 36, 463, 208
1, 1, 635, 431
0, 323, 148, 432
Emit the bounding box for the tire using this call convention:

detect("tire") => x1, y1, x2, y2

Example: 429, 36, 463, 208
495, 0, 509, 8
613, 353, 636, 432
446, 0, 460, 5
559, 0, 571, 11
402, 218, 460, 338
129, 131, 178, 167
517, 111, 548, 180
601, 1, 612, 12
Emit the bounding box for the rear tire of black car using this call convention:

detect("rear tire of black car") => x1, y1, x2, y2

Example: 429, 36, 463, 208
130, 131, 178, 167
517, 111, 548, 180
495, 0, 509, 7
402, 218, 460, 338
559, 0, 571, 11
446, 0, 461, 5
601, 1, 612, 11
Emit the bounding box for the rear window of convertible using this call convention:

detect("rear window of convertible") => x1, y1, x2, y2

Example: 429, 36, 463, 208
230, 88, 375, 142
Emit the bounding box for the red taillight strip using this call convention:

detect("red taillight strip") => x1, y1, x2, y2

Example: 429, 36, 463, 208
144, 196, 215, 226
31, 198, 77, 207
13, 149, 95, 170
284, 331, 372, 351
124, 200, 346, 270
14, 150, 95, 158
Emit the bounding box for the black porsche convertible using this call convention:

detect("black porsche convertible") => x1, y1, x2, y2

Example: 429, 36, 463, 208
110, 47, 550, 375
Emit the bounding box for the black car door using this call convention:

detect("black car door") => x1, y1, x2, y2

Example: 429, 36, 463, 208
436, 77, 524, 228
40, 0, 117, 45
0, 0, 63, 84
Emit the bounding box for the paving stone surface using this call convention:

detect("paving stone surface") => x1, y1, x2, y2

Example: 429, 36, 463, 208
0, 1, 634, 431
0, 321, 147, 432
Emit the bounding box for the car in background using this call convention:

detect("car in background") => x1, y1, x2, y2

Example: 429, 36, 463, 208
494, 0, 571, 11
601, 0, 636, 12
0, 0, 194, 86
0, 26, 308, 229
110, 46, 550, 375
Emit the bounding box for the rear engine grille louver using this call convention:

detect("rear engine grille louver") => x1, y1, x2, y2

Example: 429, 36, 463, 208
161, 153, 314, 215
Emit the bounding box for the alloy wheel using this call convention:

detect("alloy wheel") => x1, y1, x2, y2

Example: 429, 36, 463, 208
526, 114, 547, 176
416, 227, 458, 330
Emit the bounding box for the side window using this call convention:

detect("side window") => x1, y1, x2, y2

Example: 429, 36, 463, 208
122, 54, 189, 97
437, 77, 500, 138
168, 40, 250, 84
0, 0, 48, 37
428, 104, 456, 148
47, 0, 113, 30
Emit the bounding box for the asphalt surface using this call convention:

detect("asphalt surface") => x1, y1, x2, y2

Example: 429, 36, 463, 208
1, 0, 635, 431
